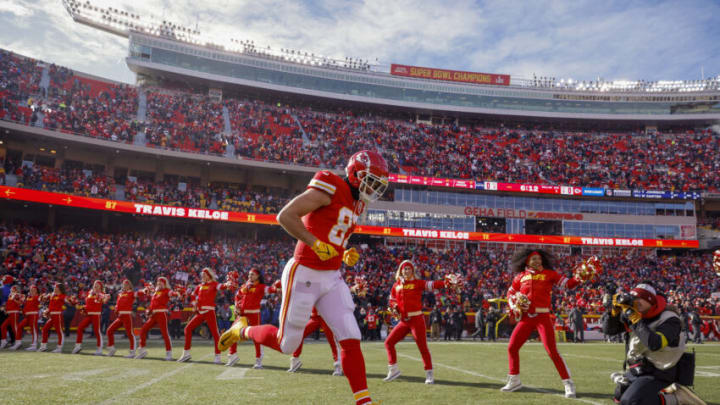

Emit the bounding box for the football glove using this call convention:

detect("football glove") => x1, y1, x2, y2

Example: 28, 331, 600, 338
311, 240, 339, 261
624, 308, 642, 325
343, 247, 360, 266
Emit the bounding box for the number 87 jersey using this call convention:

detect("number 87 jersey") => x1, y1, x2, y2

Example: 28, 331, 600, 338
293, 170, 364, 271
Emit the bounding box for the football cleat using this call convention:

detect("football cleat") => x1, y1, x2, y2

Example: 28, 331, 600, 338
288, 357, 302, 373
177, 350, 191, 363
563, 378, 576, 398
500, 374, 522, 392
425, 369, 434, 384
72, 343, 82, 354
226, 354, 239, 367
383, 364, 401, 382
218, 317, 248, 352
332, 361, 343, 376
134, 347, 148, 359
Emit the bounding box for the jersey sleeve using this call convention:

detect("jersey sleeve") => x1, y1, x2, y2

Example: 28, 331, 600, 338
426, 280, 445, 291
307, 171, 338, 196
552, 270, 579, 290
389, 283, 398, 307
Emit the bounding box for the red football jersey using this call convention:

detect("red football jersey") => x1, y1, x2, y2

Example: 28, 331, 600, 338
293, 171, 364, 270
507, 267, 579, 313
389, 279, 444, 317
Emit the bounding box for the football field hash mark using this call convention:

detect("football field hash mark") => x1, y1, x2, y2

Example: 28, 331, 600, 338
215, 367, 264, 380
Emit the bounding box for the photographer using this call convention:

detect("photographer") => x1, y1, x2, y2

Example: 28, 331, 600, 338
603, 282, 705, 405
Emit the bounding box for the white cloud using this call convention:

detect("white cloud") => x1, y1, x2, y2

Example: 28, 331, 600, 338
0, 0, 718, 83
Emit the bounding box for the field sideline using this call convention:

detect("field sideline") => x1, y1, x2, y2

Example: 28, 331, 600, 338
1, 339, 718, 404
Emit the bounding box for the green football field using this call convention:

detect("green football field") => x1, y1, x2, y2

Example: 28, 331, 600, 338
2, 338, 719, 404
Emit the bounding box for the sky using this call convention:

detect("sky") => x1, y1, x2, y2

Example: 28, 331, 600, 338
0, 0, 718, 85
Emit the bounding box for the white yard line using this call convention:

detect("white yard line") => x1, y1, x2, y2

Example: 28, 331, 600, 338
394, 352, 605, 405
99, 354, 213, 404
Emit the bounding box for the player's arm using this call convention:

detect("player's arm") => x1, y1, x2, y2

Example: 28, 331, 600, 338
277, 188, 331, 246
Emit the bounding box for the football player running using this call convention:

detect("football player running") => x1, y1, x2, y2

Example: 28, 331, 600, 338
219, 150, 389, 405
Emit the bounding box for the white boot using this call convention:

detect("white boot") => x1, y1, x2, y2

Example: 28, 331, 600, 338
124, 349, 135, 359
38, 343, 48, 352
10, 340, 23, 350
25, 342, 37, 351
332, 361, 343, 376
177, 350, 191, 362
253, 357, 263, 369
0, 339, 7, 349
500, 374, 522, 392
52, 344, 63, 353
214, 354, 222, 365
134, 347, 148, 359
288, 356, 302, 373
165, 351, 173, 361
93, 347, 103, 356
425, 369, 434, 384
563, 378, 576, 398
383, 364, 401, 382
106, 346, 116, 357
72, 343, 82, 354
226, 354, 239, 367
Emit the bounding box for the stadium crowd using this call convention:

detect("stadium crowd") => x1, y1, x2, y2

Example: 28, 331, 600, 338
2, 49, 720, 193
2, 223, 718, 322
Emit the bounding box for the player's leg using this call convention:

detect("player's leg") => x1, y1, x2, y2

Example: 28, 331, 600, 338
158, 313, 172, 353
91, 315, 103, 353
319, 317, 339, 362
183, 313, 203, 351
292, 317, 321, 358
139, 314, 157, 349
40, 316, 52, 350
122, 314, 135, 353
316, 276, 372, 405
244, 261, 314, 354
383, 320, 410, 381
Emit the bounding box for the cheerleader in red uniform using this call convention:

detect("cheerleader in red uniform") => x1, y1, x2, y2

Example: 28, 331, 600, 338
178, 267, 233, 364
72, 280, 110, 355
383, 260, 461, 384
14, 284, 40, 350
226, 268, 279, 368
1, 285, 24, 349
500, 249, 596, 398
287, 306, 342, 376
39, 283, 72, 353
106, 279, 138, 358
135, 276, 181, 361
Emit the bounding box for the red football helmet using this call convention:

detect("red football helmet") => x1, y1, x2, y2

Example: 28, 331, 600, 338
345, 150, 389, 203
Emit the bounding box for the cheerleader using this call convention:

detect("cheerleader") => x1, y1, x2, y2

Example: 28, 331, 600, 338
383, 260, 461, 384
72, 280, 111, 355
106, 279, 138, 358
135, 276, 181, 361
1, 285, 24, 349
226, 268, 279, 368
500, 249, 596, 398
39, 283, 72, 353
178, 267, 232, 364
14, 284, 40, 350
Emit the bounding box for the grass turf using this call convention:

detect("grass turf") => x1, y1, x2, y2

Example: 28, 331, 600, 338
1, 338, 718, 404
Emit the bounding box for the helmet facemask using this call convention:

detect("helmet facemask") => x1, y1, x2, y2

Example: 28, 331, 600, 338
357, 169, 388, 203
